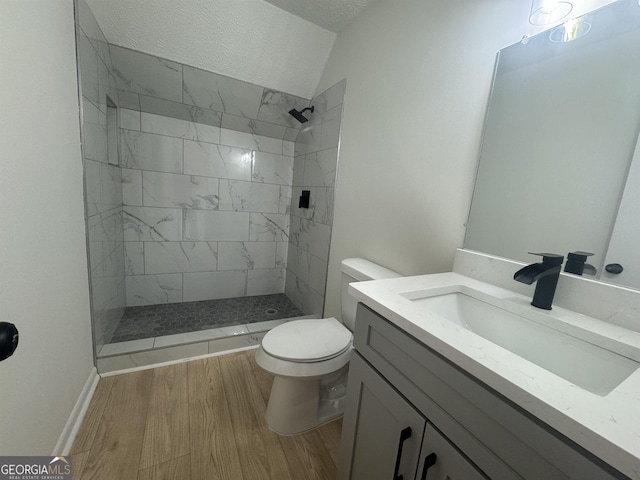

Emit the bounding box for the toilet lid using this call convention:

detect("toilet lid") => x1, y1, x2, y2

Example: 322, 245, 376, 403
261, 318, 352, 363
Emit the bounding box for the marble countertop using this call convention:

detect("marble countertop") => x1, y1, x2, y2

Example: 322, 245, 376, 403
349, 272, 640, 479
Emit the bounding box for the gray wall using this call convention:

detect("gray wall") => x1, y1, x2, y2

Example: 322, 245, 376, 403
0, 0, 94, 455
317, 0, 535, 319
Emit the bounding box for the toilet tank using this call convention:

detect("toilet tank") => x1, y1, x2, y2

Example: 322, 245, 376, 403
340, 258, 402, 331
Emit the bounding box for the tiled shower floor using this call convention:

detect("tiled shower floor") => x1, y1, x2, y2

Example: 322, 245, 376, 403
109, 293, 303, 344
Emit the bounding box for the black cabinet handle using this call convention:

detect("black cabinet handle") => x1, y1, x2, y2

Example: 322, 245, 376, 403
420, 453, 438, 480
392, 427, 412, 480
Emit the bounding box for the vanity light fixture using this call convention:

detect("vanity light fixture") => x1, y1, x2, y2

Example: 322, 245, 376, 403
549, 15, 591, 42
529, 0, 573, 25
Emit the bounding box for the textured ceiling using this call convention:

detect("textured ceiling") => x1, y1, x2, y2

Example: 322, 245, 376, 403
85, 0, 339, 99
263, 0, 379, 32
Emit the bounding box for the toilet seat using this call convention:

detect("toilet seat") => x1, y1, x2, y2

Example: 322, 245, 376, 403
261, 318, 352, 363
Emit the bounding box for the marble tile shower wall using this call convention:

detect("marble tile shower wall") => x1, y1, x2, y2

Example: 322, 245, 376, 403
76, 2, 344, 319
109, 45, 310, 142
120, 112, 296, 306
108, 44, 323, 307
286, 80, 346, 316
75, 0, 126, 350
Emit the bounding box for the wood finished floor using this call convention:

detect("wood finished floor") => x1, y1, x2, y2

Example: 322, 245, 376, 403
71, 349, 342, 480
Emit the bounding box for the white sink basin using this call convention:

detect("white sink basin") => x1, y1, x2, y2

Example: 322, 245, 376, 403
402, 289, 639, 396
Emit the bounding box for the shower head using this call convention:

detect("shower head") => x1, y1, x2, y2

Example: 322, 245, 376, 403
288, 106, 315, 123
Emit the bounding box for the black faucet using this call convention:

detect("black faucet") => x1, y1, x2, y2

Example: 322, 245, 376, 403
564, 251, 596, 276
514, 253, 564, 310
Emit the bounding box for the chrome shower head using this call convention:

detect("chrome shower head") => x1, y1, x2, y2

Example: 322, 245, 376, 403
288, 106, 315, 123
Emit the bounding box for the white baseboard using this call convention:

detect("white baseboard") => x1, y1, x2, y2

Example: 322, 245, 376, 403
53, 366, 100, 455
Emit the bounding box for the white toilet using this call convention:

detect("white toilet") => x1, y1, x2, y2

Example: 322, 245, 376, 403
255, 258, 402, 435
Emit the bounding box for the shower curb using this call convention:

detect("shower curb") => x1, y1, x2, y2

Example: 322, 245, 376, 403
96, 315, 314, 373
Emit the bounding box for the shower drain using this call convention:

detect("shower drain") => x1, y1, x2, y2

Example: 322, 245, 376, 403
265, 308, 278, 315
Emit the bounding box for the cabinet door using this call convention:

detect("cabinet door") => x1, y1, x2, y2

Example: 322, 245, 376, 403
416, 424, 488, 480
338, 353, 426, 480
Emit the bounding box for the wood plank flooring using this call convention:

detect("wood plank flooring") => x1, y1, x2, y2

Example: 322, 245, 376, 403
71, 349, 342, 480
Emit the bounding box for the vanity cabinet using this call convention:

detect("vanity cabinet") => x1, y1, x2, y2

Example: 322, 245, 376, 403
342, 351, 423, 479
342, 351, 489, 479
337, 304, 627, 480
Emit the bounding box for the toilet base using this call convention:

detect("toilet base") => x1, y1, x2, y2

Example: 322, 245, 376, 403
264, 365, 349, 435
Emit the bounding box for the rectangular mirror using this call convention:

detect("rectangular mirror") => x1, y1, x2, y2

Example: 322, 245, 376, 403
464, 0, 640, 289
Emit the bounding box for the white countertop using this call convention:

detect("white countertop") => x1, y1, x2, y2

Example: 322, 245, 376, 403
350, 272, 640, 479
